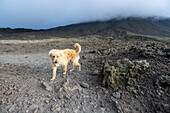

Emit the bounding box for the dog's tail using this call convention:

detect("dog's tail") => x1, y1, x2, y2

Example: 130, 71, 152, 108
74, 43, 81, 53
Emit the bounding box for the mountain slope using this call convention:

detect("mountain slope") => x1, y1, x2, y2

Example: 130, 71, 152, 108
108, 17, 170, 37
1, 17, 170, 37
47, 17, 170, 37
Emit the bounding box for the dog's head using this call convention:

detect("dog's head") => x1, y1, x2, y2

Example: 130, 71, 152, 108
49, 49, 63, 64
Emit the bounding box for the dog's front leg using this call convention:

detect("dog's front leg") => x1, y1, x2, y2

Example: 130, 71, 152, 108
63, 65, 67, 74
51, 66, 57, 80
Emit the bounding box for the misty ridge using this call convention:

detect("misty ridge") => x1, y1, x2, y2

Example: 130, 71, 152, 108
1, 17, 170, 38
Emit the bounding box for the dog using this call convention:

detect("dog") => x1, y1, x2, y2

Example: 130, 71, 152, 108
49, 43, 81, 80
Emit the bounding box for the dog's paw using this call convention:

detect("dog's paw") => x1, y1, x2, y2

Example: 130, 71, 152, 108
50, 78, 55, 81
63, 72, 66, 74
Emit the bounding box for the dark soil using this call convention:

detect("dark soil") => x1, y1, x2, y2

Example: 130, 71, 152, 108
0, 33, 170, 113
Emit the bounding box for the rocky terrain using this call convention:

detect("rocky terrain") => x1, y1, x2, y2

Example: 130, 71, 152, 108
0, 28, 170, 113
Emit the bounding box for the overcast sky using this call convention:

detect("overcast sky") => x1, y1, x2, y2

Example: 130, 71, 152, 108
0, 0, 170, 29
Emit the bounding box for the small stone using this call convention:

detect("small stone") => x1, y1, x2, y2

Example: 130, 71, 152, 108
133, 89, 138, 94
65, 94, 70, 99
64, 104, 68, 107
56, 107, 61, 112
34, 109, 38, 113
159, 75, 170, 86
73, 109, 79, 113
141, 91, 144, 95
112, 92, 121, 99
52, 97, 57, 102
100, 101, 105, 108
124, 108, 130, 112
166, 53, 170, 58
18, 88, 22, 92
9, 87, 13, 90
104, 90, 109, 95
164, 48, 170, 52
162, 103, 169, 109
13, 86, 17, 90
82, 55, 86, 59
59, 78, 82, 93
25, 93, 29, 97
45, 100, 49, 104
46, 94, 51, 98
58, 94, 63, 99
42, 82, 53, 91
93, 70, 99, 75
30, 104, 38, 110
4, 90, 12, 95
8, 105, 15, 112
80, 82, 90, 88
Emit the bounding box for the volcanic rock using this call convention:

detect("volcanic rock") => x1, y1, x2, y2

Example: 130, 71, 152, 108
42, 82, 53, 92
102, 58, 149, 88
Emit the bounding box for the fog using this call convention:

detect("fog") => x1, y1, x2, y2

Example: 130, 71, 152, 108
0, 0, 170, 29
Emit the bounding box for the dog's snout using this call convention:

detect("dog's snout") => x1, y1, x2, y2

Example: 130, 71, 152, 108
55, 61, 58, 63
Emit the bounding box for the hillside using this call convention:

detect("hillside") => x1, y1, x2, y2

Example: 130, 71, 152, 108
47, 17, 170, 37
1, 17, 170, 38
0, 28, 35, 34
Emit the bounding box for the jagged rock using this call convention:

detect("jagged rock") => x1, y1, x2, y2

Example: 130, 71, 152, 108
42, 82, 53, 92
88, 50, 100, 54
129, 44, 167, 57
133, 60, 150, 73
59, 78, 82, 93
102, 48, 117, 55
80, 82, 90, 88
102, 58, 149, 88
102, 62, 116, 87
158, 75, 170, 86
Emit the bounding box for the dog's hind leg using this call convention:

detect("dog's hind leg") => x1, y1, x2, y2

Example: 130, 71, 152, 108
51, 66, 57, 80
76, 62, 81, 71
70, 62, 75, 72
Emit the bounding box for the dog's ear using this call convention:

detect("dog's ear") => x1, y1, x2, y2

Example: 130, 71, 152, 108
49, 51, 53, 57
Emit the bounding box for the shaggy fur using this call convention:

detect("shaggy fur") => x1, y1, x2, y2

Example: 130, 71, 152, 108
49, 43, 81, 80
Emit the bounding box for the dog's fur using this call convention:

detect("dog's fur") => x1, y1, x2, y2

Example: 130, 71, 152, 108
49, 43, 81, 80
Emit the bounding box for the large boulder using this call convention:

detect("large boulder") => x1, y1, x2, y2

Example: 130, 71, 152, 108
102, 58, 149, 88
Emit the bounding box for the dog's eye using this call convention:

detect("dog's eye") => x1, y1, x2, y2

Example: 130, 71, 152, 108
56, 56, 59, 58
52, 56, 55, 58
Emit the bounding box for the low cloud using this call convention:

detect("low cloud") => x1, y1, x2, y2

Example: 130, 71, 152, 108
0, 0, 170, 29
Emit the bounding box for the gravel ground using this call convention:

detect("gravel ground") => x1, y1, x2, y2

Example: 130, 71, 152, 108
0, 35, 170, 113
